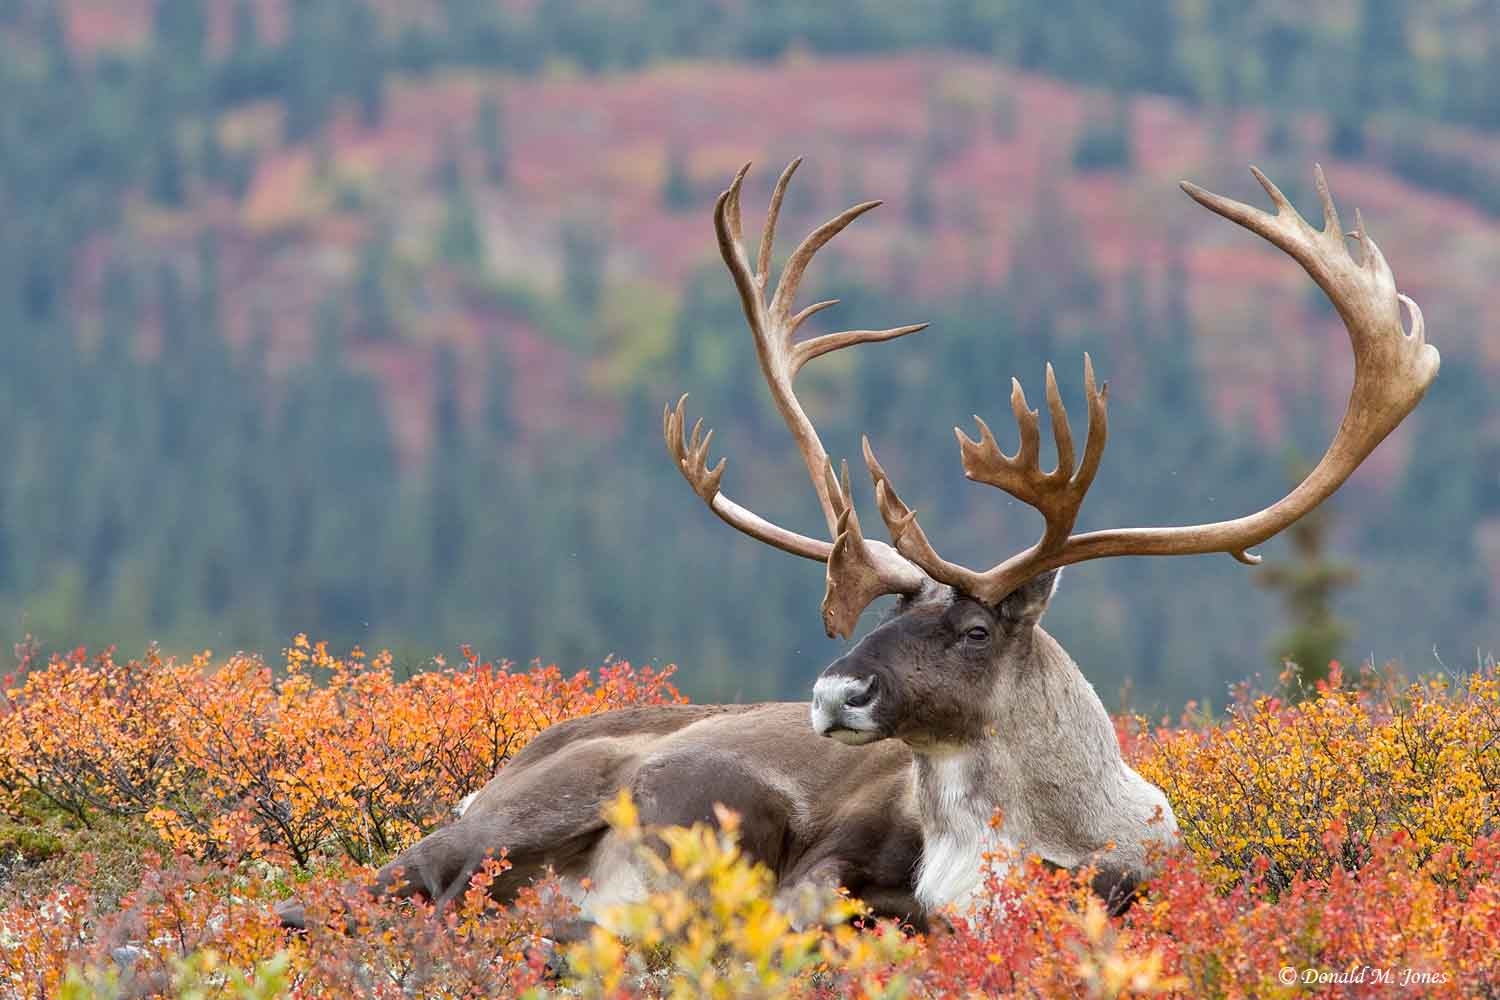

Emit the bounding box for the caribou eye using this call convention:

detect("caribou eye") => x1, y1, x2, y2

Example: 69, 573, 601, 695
965, 625, 991, 643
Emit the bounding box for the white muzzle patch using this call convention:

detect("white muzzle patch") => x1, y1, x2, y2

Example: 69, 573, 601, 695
810, 674, 880, 741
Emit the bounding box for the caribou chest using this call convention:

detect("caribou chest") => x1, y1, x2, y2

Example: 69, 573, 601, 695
911, 748, 1017, 911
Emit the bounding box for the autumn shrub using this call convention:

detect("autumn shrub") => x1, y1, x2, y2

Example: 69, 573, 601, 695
563, 791, 919, 999
1, 639, 683, 867
1133, 662, 1500, 889
908, 821, 1500, 999
1131, 828, 1500, 997
0, 645, 183, 824
4, 848, 564, 997
915, 841, 1186, 999
2, 647, 1499, 999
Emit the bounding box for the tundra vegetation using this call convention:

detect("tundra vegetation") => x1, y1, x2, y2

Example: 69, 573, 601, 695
2, 640, 1497, 997
3, 1, 1500, 707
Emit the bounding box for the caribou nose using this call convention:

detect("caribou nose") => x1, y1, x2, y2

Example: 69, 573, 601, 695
844, 674, 878, 708
810, 673, 878, 736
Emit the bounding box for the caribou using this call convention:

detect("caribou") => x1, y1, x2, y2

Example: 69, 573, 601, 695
277, 160, 1438, 932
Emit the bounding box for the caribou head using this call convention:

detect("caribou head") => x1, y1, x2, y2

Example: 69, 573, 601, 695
811, 572, 1062, 749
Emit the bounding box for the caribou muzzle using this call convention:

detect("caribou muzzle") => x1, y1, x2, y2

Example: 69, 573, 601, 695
811, 670, 887, 744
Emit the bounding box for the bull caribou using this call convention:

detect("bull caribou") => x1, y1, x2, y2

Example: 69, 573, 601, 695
277, 160, 1438, 931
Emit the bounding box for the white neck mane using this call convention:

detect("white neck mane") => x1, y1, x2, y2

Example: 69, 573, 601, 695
910, 630, 1178, 913
912, 747, 1012, 911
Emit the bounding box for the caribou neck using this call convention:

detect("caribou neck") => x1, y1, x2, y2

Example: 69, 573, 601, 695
910, 626, 1159, 912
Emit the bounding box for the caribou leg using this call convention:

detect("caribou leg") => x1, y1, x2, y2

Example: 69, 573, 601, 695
275, 737, 639, 930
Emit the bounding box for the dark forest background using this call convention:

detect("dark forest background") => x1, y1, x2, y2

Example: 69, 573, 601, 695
0, 0, 1496, 709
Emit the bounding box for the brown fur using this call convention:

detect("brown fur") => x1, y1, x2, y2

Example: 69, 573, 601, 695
276, 702, 925, 929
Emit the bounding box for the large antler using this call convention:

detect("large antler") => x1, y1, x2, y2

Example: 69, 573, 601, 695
665, 161, 930, 637
865, 164, 1439, 607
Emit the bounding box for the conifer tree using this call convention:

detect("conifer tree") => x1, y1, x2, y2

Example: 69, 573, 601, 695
1256, 468, 1357, 696
477, 94, 509, 186
661, 148, 694, 212
437, 181, 487, 270
154, 0, 207, 65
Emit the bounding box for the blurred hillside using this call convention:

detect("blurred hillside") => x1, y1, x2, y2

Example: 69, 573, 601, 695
0, 0, 1496, 707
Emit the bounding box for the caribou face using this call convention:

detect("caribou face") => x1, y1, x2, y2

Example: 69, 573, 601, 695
812, 573, 1060, 749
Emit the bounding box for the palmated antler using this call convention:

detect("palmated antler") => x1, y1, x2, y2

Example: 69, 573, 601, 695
865, 164, 1439, 607
664, 161, 929, 637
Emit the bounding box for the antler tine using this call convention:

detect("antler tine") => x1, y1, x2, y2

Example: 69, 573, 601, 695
757, 158, 801, 290
837, 458, 855, 517
767, 198, 881, 328
1313, 163, 1342, 237
792, 322, 931, 373
944, 354, 1108, 557
823, 493, 929, 639
1076, 353, 1109, 495
1044, 363, 1074, 483
724, 162, 750, 251
790, 298, 840, 332
1010, 378, 1041, 469
713, 170, 764, 350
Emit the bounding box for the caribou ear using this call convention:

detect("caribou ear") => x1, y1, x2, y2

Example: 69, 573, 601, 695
997, 569, 1061, 628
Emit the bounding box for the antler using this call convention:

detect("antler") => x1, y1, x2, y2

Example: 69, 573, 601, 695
865, 164, 1439, 607
866, 354, 1109, 598
665, 161, 930, 637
